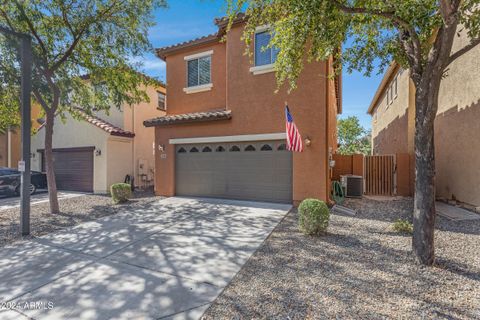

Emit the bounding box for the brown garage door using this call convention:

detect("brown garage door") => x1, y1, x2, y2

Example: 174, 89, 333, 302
175, 141, 292, 203
41, 147, 94, 192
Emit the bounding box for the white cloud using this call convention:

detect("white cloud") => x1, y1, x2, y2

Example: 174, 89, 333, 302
130, 56, 166, 80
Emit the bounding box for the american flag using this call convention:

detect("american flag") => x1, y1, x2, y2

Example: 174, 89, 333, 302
285, 106, 303, 152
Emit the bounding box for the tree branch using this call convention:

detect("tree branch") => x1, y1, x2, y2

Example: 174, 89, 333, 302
330, 0, 423, 77
14, 0, 48, 57
49, 0, 123, 73
32, 88, 50, 112
445, 38, 480, 68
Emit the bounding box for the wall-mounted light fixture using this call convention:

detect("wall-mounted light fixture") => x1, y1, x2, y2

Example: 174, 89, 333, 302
95, 149, 102, 156
304, 137, 312, 147
158, 144, 165, 152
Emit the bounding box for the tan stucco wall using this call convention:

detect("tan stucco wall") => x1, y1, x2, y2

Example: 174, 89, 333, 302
123, 85, 166, 187
434, 28, 480, 206
154, 23, 339, 204
106, 137, 133, 191
0, 103, 42, 169
369, 27, 480, 206
0, 133, 8, 167
95, 106, 125, 129
31, 114, 110, 193
371, 67, 411, 155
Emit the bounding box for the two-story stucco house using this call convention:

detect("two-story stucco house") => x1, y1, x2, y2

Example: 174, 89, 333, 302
368, 28, 480, 207
31, 76, 166, 194
144, 15, 341, 204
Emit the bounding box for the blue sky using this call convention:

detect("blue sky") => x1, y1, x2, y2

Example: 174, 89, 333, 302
141, 0, 383, 129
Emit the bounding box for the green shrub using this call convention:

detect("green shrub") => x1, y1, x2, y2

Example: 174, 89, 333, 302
392, 219, 413, 234
110, 183, 132, 204
298, 198, 330, 235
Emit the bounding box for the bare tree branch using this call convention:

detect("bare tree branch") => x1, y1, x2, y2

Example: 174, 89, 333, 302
445, 37, 480, 67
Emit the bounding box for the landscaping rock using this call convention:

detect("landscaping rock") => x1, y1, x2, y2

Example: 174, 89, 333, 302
203, 197, 480, 319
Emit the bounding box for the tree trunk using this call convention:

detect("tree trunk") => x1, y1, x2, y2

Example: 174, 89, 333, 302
44, 110, 60, 214
412, 82, 439, 266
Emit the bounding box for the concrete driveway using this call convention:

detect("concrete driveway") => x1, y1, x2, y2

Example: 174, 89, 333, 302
0, 197, 291, 320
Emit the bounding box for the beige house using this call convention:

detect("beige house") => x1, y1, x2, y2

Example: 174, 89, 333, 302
368, 28, 480, 207
31, 79, 166, 194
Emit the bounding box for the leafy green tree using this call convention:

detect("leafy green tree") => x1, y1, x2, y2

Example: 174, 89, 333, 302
226, 0, 480, 265
0, 0, 165, 213
337, 116, 371, 155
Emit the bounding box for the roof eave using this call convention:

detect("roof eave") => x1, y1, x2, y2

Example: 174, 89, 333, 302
155, 35, 220, 61
144, 110, 232, 127
367, 62, 399, 115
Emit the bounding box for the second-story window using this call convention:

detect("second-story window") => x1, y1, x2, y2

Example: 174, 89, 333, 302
187, 55, 211, 87
254, 30, 279, 67
157, 91, 166, 110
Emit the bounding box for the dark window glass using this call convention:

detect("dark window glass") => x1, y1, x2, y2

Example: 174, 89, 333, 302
216, 146, 225, 152
229, 145, 240, 152
277, 143, 287, 151
254, 31, 279, 66
187, 59, 199, 87
202, 146, 212, 152
157, 91, 166, 110
261, 144, 273, 151
244, 145, 256, 151
187, 56, 211, 87
190, 147, 199, 153
178, 147, 187, 153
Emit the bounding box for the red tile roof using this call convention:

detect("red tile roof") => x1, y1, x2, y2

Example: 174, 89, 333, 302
74, 108, 135, 137
144, 109, 232, 127
155, 34, 220, 60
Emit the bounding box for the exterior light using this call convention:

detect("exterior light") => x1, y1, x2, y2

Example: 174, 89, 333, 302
304, 137, 312, 146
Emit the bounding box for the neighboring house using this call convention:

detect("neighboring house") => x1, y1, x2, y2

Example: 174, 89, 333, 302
31, 78, 166, 194
144, 15, 341, 204
0, 104, 42, 168
368, 28, 480, 207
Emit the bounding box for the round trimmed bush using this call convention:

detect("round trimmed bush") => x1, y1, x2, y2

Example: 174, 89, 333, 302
110, 183, 132, 204
298, 198, 330, 235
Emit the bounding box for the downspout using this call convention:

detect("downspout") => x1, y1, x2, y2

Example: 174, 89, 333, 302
131, 104, 135, 188
325, 59, 331, 204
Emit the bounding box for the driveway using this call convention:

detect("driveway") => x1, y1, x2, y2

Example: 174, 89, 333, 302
0, 197, 291, 319
0, 191, 85, 211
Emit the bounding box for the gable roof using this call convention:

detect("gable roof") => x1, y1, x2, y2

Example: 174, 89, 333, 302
74, 109, 135, 137
367, 62, 400, 114
155, 13, 247, 60
36, 108, 135, 138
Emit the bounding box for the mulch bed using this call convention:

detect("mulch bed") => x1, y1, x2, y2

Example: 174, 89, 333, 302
202, 197, 480, 319
0, 191, 163, 248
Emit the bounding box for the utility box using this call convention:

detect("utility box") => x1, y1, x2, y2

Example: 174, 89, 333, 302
340, 174, 363, 198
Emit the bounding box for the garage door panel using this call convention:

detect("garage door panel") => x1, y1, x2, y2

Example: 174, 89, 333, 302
42, 148, 94, 192
175, 141, 292, 203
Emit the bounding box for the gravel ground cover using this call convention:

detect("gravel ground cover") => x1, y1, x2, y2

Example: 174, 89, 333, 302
0, 190, 163, 247
203, 197, 480, 319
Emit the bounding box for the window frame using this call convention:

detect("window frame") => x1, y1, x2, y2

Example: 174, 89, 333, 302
250, 25, 278, 75
183, 50, 213, 93
157, 91, 166, 111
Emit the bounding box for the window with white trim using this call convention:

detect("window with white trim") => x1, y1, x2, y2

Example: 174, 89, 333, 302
157, 91, 166, 110
254, 30, 279, 67
187, 55, 211, 87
